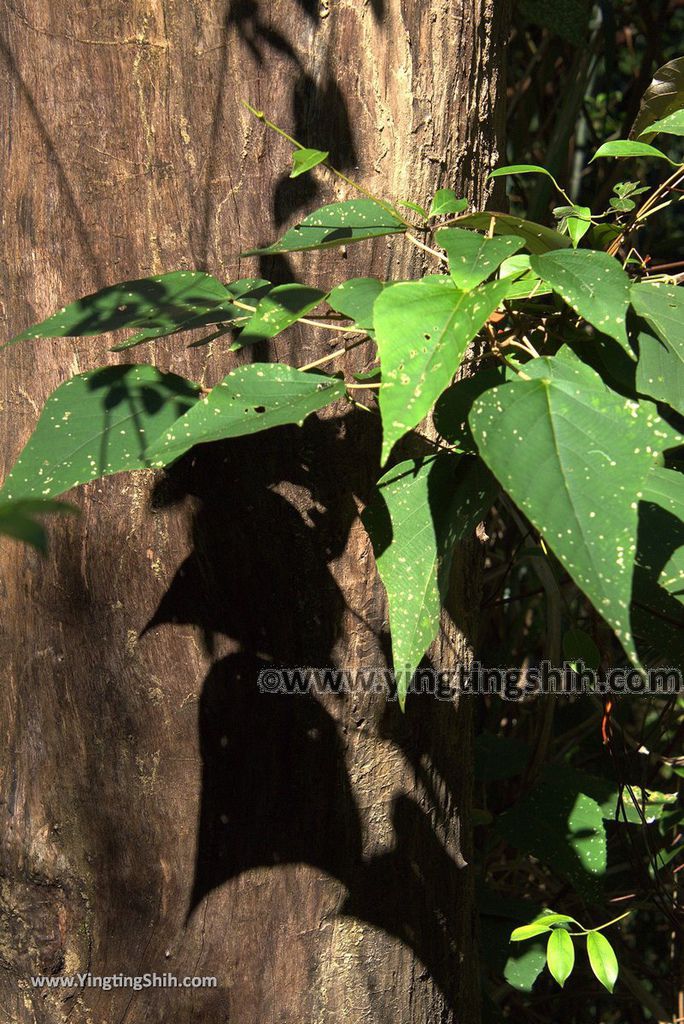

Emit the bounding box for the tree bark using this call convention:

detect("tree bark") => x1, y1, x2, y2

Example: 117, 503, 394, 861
0, 2, 510, 1022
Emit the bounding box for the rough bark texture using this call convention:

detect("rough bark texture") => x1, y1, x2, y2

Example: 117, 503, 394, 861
0, 2, 510, 1022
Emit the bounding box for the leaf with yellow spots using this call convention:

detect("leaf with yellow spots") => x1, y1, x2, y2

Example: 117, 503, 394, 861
0, 366, 200, 502
5, 272, 256, 350
436, 227, 525, 291
232, 283, 327, 349
240, 199, 406, 256
146, 364, 346, 466
469, 354, 657, 666
375, 275, 511, 463
362, 454, 497, 707
530, 250, 634, 359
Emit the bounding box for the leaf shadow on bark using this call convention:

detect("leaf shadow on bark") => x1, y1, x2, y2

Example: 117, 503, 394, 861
144, 405, 475, 1012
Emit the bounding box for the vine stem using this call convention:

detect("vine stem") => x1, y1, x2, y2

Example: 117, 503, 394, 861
232, 298, 364, 335
608, 163, 684, 255
298, 336, 369, 372
242, 100, 415, 230
568, 909, 632, 936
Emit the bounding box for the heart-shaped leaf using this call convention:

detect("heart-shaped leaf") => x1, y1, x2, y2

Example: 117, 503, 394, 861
376, 275, 511, 462
530, 249, 634, 358
0, 366, 200, 502
146, 364, 346, 466
240, 199, 405, 255
469, 355, 656, 663
428, 189, 468, 217
362, 454, 497, 706
327, 277, 388, 333
233, 284, 326, 349
448, 212, 570, 253
436, 227, 524, 290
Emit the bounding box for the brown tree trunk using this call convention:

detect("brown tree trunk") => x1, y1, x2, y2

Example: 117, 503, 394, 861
0, 3, 510, 1022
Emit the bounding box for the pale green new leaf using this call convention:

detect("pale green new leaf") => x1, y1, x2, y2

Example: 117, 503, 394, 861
0, 366, 200, 502
233, 283, 326, 348
376, 276, 511, 462
436, 227, 524, 290
547, 928, 575, 988
469, 355, 656, 663
240, 199, 405, 255
146, 364, 346, 466
290, 147, 329, 177
586, 931, 619, 993
362, 454, 497, 706
511, 914, 577, 942
530, 249, 634, 358
428, 189, 468, 217
591, 140, 672, 162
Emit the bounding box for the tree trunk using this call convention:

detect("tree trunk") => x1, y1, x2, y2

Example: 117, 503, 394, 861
0, 3, 510, 1022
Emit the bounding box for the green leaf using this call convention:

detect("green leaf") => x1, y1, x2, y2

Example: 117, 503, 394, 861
449, 212, 570, 254
399, 200, 430, 219
591, 140, 672, 162
6, 271, 241, 349
435, 227, 524, 290
498, 254, 550, 299
290, 147, 329, 178
232, 283, 326, 348
631, 283, 684, 414
586, 931, 619, 993
327, 277, 387, 333
428, 189, 468, 217
547, 928, 575, 988
240, 199, 405, 255
511, 914, 577, 942
434, 367, 509, 454
562, 628, 601, 671
631, 56, 684, 141
530, 249, 633, 358
376, 276, 511, 462
490, 163, 559, 183
0, 498, 76, 553
0, 366, 200, 502
641, 108, 684, 139
362, 454, 497, 706
495, 766, 608, 899
565, 206, 592, 248
146, 364, 346, 466
469, 356, 656, 664
504, 943, 547, 992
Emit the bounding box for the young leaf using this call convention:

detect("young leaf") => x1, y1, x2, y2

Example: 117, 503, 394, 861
511, 914, 577, 942
586, 931, 619, 993
0, 499, 76, 553
327, 277, 387, 333
6, 271, 239, 348
529, 249, 634, 358
435, 227, 524, 290
146, 364, 346, 466
631, 56, 684, 141
290, 147, 329, 178
399, 200, 430, 219
591, 139, 672, 162
547, 928, 575, 988
362, 454, 497, 706
490, 163, 559, 183
640, 108, 684, 138
469, 356, 657, 664
232, 283, 326, 348
375, 276, 511, 462
565, 205, 592, 248
0, 367, 200, 502
448, 212, 570, 253
428, 189, 468, 217
240, 199, 405, 255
